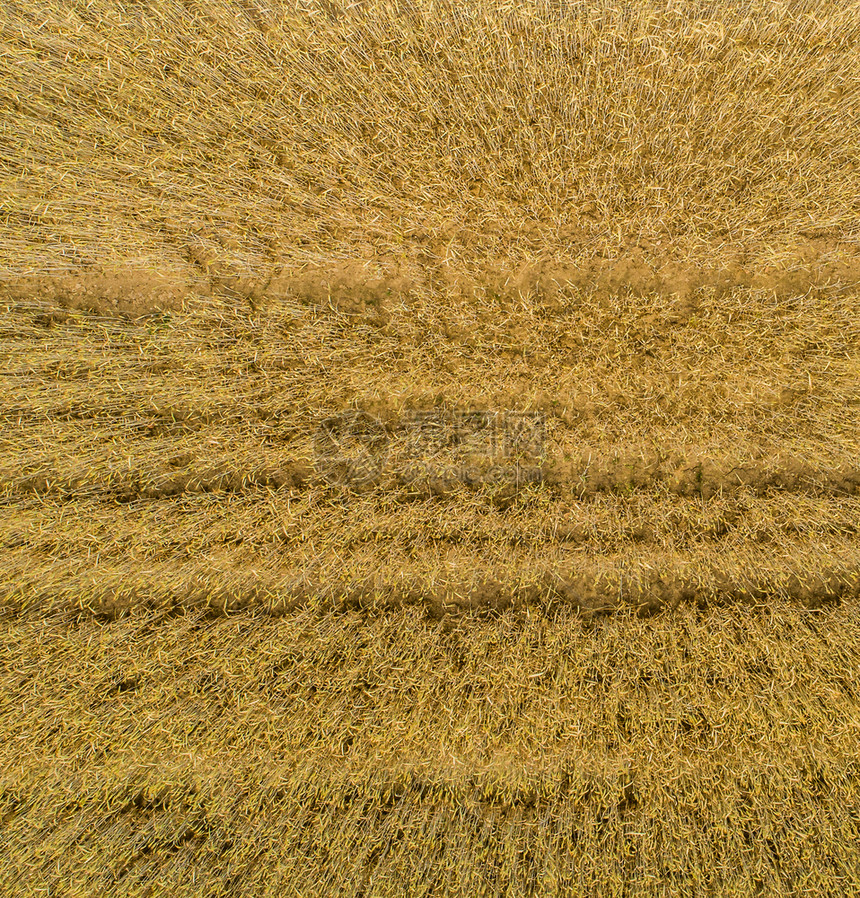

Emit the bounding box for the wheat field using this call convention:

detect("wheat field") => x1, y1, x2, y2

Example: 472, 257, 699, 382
2, 0, 860, 894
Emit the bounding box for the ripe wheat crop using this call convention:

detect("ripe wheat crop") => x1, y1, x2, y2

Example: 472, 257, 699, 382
1, 0, 859, 894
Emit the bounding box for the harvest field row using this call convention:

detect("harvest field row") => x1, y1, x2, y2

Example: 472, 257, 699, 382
1, 280, 858, 617
2, 601, 859, 895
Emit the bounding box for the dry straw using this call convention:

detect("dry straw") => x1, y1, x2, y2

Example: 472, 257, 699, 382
1, 0, 860, 892
1, 0, 859, 286
1, 602, 860, 894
